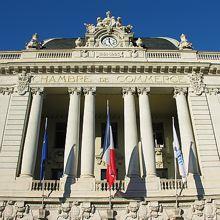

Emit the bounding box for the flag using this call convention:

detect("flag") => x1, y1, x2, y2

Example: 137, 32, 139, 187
172, 117, 187, 183
40, 117, 48, 181
102, 102, 117, 188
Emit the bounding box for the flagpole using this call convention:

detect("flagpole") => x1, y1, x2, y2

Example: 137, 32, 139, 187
41, 117, 48, 209
173, 117, 178, 209
107, 99, 112, 210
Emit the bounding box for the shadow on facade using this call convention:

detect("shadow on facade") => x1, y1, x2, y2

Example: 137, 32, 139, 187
188, 146, 205, 199
115, 146, 147, 199
62, 146, 75, 199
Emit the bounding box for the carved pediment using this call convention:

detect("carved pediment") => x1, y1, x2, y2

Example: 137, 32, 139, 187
76, 11, 142, 48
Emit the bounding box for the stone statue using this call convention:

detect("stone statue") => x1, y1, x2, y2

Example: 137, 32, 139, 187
75, 37, 83, 47
25, 33, 41, 49
84, 23, 96, 34
179, 34, 193, 50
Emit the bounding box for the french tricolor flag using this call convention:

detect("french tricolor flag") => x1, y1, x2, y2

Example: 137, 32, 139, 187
102, 102, 117, 188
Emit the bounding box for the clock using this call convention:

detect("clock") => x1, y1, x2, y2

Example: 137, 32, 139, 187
101, 36, 118, 47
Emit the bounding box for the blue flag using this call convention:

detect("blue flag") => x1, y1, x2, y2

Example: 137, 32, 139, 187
40, 117, 48, 181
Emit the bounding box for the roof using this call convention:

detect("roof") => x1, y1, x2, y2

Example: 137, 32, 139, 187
42, 37, 179, 50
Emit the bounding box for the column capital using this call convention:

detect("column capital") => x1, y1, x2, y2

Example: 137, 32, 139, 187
0, 87, 14, 95
31, 87, 44, 95
83, 87, 96, 95
205, 87, 220, 95
173, 87, 187, 98
122, 87, 136, 96
68, 87, 82, 95
137, 87, 150, 95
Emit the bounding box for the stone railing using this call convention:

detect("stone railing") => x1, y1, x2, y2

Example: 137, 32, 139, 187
95, 180, 125, 192
160, 179, 187, 190
31, 180, 60, 191
146, 52, 181, 59
197, 52, 220, 60
0, 52, 21, 60
37, 51, 72, 59
1, 50, 220, 64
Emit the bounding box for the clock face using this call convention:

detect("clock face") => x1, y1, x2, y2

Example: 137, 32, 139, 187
101, 36, 118, 47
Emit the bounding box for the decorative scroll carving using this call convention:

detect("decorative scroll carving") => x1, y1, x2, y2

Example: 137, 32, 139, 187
57, 202, 71, 219
122, 87, 136, 96
137, 87, 150, 95
173, 87, 187, 98
83, 87, 96, 95
124, 202, 139, 219
147, 202, 163, 219
68, 87, 82, 95
191, 200, 205, 218
81, 202, 95, 219
0, 87, 14, 95
17, 72, 31, 95
30, 87, 44, 95
178, 34, 193, 50
25, 33, 42, 50
3, 201, 16, 219
0, 201, 6, 218
70, 202, 81, 220
188, 72, 205, 95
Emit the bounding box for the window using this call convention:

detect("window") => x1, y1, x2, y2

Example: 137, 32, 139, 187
101, 169, 118, 180
153, 122, 165, 147
156, 168, 168, 179
51, 169, 63, 180
55, 122, 66, 148
101, 122, 118, 148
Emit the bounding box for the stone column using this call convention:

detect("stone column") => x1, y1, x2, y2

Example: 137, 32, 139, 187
80, 87, 96, 178
20, 87, 44, 177
138, 87, 157, 178
123, 87, 140, 177
63, 88, 81, 178
174, 87, 199, 174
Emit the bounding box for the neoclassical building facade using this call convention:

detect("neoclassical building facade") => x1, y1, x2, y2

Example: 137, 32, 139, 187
0, 11, 220, 219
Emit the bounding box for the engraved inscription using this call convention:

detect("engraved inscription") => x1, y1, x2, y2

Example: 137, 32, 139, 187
31, 74, 188, 85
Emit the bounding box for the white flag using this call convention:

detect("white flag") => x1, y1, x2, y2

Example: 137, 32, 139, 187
172, 118, 187, 183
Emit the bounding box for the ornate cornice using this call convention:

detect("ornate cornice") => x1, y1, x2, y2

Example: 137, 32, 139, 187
188, 72, 205, 95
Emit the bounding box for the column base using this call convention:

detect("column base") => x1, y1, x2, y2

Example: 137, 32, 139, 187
123, 175, 147, 197
59, 175, 76, 192
71, 177, 95, 191
145, 175, 160, 192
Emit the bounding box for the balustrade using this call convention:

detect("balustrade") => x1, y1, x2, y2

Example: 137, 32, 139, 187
31, 180, 60, 191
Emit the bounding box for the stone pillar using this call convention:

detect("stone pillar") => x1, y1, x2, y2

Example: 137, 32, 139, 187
174, 87, 199, 174
80, 87, 96, 178
63, 88, 81, 178
138, 87, 156, 178
123, 87, 140, 177
20, 88, 44, 177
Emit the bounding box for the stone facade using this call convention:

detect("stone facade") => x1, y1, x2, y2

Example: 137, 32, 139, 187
1, 11, 220, 219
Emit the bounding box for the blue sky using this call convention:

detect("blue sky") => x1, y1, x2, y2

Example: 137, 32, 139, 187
0, 0, 219, 51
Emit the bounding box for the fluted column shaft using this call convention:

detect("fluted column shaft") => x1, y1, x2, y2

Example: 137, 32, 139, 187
20, 88, 44, 177
123, 87, 140, 177
80, 88, 96, 178
63, 88, 81, 178
138, 87, 156, 177
174, 88, 199, 174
